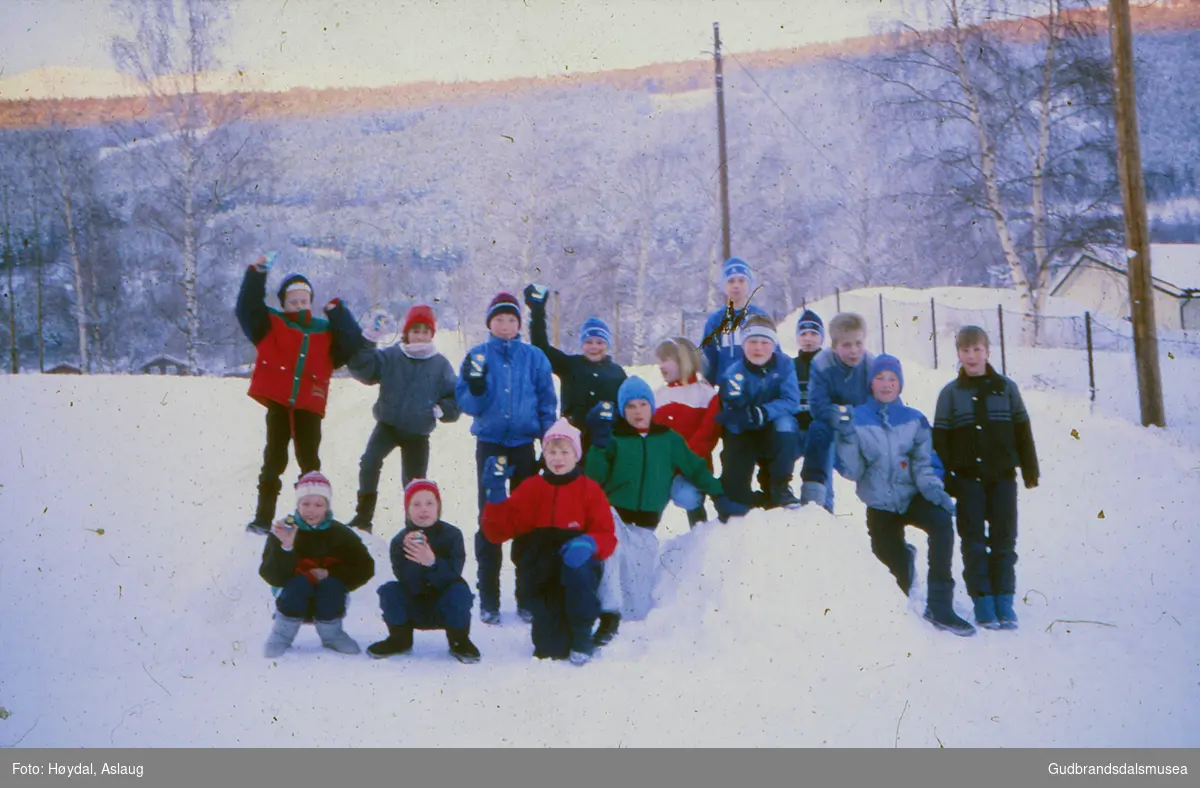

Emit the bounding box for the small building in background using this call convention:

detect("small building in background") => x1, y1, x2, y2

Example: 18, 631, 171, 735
139, 355, 191, 375
1051, 244, 1200, 330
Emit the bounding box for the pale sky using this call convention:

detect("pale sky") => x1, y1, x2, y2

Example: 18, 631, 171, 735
2, 0, 913, 94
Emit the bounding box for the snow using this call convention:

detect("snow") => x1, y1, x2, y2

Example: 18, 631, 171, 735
2, 292, 1199, 747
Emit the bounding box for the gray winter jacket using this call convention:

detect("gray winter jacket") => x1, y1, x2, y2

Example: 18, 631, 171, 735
348, 343, 460, 436
836, 397, 946, 514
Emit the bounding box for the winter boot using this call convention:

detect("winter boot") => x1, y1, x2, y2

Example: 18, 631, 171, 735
770, 480, 802, 510
246, 481, 281, 535
315, 618, 361, 654
922, 581, 976, 637
994, 593, 1019, 630
799, 482, 827, 508
347, 491, 378, 534
972, 595, 1002, 630
686, 506, 710, 528
479, 609, 502, 626
898, 544, 918, 596
263, 614, 304, 658
517, 607, 535, 624
366, 624, 414, 659
569, 650, 592, 666
447, 628, 481, 664
593, 612, 621, 647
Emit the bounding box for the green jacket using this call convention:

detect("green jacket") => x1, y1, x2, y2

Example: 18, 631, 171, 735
585, 421, 723, 519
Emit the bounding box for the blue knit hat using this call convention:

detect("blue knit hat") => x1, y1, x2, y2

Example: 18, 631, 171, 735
617, 375, 656, 417
722, 257, 754, 287
579, 317, 612, 348
795, 309, 824, 339
869, 354, 904, 392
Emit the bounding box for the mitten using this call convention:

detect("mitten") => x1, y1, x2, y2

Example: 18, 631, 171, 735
523, 283, 549, 309
253, 251, 278, 272
482, 456, 513, 504
928, 488, 956, 515
323, 297, 342, 313
433, 404, 445, 420
586, 401, 616, 448
717, 406, 765, 432
713, 495, 750, 523
465, 352, 488, 396
835, 410, 857, 439
559, 535, 597, 569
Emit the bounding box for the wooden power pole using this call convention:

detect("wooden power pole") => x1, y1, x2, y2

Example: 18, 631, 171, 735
713, 22, 732, 262
1109, 0, 1166, 427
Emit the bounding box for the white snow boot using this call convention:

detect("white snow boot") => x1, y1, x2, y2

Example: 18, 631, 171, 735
263, 614, 304, 658
315, 619, 361, 654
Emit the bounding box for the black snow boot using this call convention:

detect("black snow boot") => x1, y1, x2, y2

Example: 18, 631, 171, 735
347, 492, 378, 534
898, 544, 917, 596
366, 624, 414, 659
447, 627, 481, 664
246, 478, 281, 535
922, 580, 976, 637
593, 612, 621, 647
769, 480, 802, 510
686, 506, 710, 528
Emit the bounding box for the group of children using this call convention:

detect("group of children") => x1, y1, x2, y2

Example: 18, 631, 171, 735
235, 252, 1040, 663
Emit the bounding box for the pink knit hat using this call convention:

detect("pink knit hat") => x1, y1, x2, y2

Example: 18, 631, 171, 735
543, 418, 583, 460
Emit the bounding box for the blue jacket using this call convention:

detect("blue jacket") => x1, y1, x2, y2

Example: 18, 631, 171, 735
800, 348, 877, 484
835, 397, 946, 514
699, 302, 769, 384
455, 333, 558, 447
717, 350, 801, 435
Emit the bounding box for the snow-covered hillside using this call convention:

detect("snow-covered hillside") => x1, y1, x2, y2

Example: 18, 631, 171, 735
1, 314, 1197, 747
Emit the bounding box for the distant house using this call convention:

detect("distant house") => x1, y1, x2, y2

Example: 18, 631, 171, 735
139, 355, 191, 375
1050, 244, 1200, 331
45, 363, 83, 375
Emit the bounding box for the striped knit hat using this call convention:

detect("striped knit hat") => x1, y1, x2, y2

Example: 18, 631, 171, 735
579, 317, 612, 348
486, 292, 522, 329
795, 309, 824, 339
295, 471, 333, 505
722, 257, 754, 287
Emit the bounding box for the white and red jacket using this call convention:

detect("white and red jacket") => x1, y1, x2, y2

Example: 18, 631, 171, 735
653, 375, 723, 462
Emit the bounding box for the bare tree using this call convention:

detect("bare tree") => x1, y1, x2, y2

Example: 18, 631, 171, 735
111, 0, 271, 374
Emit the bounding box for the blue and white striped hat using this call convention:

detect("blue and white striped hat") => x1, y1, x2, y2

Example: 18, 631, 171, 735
579, 317, 612, 348
722, 257, 754, 286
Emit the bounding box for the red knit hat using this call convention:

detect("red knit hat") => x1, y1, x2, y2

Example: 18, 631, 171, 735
404, 478, 442, 515
402, 305, 436, 340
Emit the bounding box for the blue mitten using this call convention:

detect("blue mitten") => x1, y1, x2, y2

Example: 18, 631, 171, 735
928, 488, 956, 515
559, 535, 597, 569
482, 456, 513, 504
713, 495, 750, 523
586, 401, 616, 448
523, 283, 549, 309
717, 406, 765, 432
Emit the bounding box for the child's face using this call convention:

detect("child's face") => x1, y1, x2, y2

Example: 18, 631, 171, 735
283, 290, 312, 313
544, 439, 578, 475
871, 371, 901, 403
724, 275, 750, 307
958, 342, 989, 376
624, 399, 653, 430
298, 494, 329, 526
833, 330, 866, 367
406, 323, 434, 344
658, 355, 680, 384
407, 490, 439, 528
743, 337, 775, 366
581, 338, 608, 362
490, 314, 520, 340
797, 331, 822, 353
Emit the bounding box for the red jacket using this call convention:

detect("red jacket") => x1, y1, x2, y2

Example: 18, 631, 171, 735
653, 376, 722, 461
482, 471, 617, 560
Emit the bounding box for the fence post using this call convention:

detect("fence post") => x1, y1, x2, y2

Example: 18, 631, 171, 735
998, 304, 1007, 376
835, 287, 841, 313
614, 301, 621, 363
878, 293, 886, 354
931, 297, 938, 370
1085, 310, 1096, 402
681, 310, 686, 337
553, 290, 561, 347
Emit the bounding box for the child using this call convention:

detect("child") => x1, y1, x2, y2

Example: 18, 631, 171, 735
585, 377, 747, 637
481, 419, 616, 664
836, 355, 975, 637
699, 257, 769, 385
455, 292, 558, 625
367, 479, 480, 663
345, 305, 460, 533
933, 326, 1040, 631
798, 312, 877, 511
524, 283, 627, 452
236, 254, 364, 535
715, 315, 803, 509
792, 309, 828, 509
653, 337, 723, 526
260, 472, 377, 657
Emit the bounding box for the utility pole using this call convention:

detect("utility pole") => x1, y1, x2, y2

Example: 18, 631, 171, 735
713, 22, 732, 262
1109, 0, 1166, 427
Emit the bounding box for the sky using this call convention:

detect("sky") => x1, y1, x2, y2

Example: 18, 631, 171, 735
1, 0, 913, 95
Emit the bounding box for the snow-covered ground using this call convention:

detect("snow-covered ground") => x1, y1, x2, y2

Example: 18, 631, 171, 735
1, 288, 1198, 747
